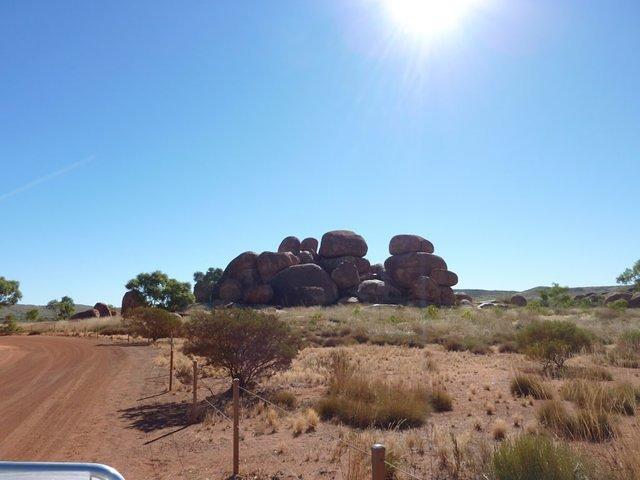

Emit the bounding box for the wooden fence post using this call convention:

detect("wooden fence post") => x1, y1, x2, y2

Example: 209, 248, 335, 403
233, 378, 240, 478
371, 443, 385, 480
169, 335, 174, 392
190, 360, 198, 422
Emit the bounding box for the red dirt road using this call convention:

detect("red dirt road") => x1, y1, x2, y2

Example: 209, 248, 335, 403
0, 336, 166, 479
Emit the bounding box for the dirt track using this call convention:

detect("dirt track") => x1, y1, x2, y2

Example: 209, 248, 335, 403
0, 336, 166, 479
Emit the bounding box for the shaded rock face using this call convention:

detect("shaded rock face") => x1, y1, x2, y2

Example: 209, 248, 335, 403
70, 308, 100, 320
257, 251, 300, 283
122, 290, 147, 317
300, 237, 319, 253
194, 281, 212, 303
319, 256, 370, 275
93, 302, 112, 317
384, 252, 447, 289
510, 295, 527, 307
199, 230, 459, 308
243, 284, 274, 304
270, 264, 338, 306
430, 269, 459, 287
629, 293, 640, 308
278, 236, 301, 254
331, 261, 360, 290
604, 292, 633, 305
389, 234, 434, 255
297, 251, 316, 264
219, 279, 243, 302
319, 230, 368, 258
410, 276, 440, 302
357, 280, 402, 304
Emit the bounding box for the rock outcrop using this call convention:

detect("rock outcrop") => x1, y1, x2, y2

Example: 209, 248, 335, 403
122, 290, 147, 317
70, 308, 100, 320
197, 230, 460, 307
93, 302, 111, 317
510, 295, 527, 307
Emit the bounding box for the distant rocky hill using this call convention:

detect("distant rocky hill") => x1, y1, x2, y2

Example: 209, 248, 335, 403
454, 285, 624, 302
1, 304, 94, 321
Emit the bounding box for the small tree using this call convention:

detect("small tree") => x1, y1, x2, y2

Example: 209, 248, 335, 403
617, 259, 640, 291
47, 296, 75, 320
193, 267, 223, 285
126, 307, 182, 342
0, 277, 22, 307
539, 283, 573, 309
517, 320, 592, 373
0, 315, 21, 335
125, 271, 194, 312
184, 309, 299, 387
25, 308, 39, 321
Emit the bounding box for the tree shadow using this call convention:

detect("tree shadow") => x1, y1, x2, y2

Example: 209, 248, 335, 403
119, 401, 190, 432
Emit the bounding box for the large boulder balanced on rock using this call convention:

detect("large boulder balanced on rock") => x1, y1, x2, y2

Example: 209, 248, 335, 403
319, 230, 368, 258
278, 236, 301, 254
384, 252, 448, 289
300, 237, 319, 253
270, 263, 338, 306
389, 234, 434, 255
257, 251, 299, 283
430, 269, 459, 287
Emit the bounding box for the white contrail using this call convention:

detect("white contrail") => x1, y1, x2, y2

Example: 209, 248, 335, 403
0, 155, 95, 202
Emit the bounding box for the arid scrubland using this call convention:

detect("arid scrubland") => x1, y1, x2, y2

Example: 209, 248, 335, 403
21, 304, 640, 479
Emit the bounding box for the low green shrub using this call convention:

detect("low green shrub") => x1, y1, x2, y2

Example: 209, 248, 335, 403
491, 434, 589, 480
510, 374, 553, 400
317, 352, 431, 429
536, 400, 615, 442
517, 321, 592, 373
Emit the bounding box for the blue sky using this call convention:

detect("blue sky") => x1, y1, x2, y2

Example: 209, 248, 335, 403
1, 1, 638, 305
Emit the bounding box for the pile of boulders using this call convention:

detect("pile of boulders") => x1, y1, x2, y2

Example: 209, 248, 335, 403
70, 302, 116, 320
194, 230, 460, 308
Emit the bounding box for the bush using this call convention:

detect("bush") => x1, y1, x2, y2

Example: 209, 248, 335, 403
491, 434, 589, 480
536, 400, 615, 442
316, 352, 431, 429
607, 330, 640, 368
184, 309, 299, 387
0, 316, 21, 335
609, 299, 629, 312
517, 321, 592, 373
560, 380, 636, 416
510, 374, 553, 400
126, 307, 182, 341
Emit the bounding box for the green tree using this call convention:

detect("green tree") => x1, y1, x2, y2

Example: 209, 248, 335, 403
125, 271, 194, 312
539, 283, 573, 309
47, 296, 75, 320
184, 309, 299, 387
125, 307, 182, 342
0, 315, 21, 335
25, 308, 39, 322
617, 259, 640, 291
193, 267, 223, 285
0, 277, 22, 307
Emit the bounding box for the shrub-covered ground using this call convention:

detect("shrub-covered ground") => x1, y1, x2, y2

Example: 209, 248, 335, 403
18, 304, 640, 479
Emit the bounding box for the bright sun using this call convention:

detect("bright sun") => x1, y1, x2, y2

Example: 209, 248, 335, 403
385, 0, 481, 40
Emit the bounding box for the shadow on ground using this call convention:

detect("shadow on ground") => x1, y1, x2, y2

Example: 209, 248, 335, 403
120, 401, 190, 432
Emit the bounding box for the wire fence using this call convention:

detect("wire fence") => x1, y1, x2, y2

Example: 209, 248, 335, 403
174, 354, 426, 480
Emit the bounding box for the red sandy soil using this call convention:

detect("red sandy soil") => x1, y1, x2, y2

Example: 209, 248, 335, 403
0, 336, 174, 479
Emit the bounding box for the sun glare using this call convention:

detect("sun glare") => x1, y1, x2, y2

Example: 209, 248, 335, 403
385, 0, 481, 40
